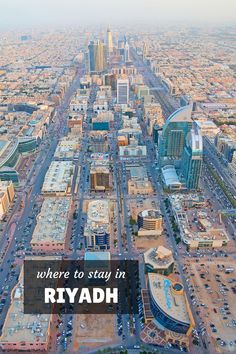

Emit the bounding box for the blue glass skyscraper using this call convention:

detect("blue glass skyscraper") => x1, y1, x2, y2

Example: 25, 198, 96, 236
158, 105, 193, 166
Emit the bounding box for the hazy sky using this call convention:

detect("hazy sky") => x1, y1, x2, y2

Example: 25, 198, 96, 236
0, 0, 236, 28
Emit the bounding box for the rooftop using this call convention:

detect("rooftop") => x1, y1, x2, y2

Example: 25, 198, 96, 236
148, 273, 190, 325
42, 161, 74, 194
87, 200, 110, 225
0, 265, 51, 345
144, 247, 174, 269
139, 209, 162, 219
169, 194, 229, 243
31, 197, 71, 244
161, 165, 181, 187
165, 105, 192, 125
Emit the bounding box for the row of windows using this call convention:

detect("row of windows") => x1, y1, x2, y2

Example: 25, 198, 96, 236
149, 292, 190, 335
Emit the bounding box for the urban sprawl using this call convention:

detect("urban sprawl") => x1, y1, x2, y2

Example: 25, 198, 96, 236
0, 26, 235, 353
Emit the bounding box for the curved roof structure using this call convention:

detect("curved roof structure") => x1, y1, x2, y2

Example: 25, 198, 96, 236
163, 104, 193, 135
161, 165, 181, 187
148, 273, 191, 325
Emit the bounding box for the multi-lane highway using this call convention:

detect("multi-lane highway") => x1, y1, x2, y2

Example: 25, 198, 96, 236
131, 48, 179, 118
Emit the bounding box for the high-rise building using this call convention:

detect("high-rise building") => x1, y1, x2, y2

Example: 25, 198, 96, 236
124, 41, 130, 62
118, 38, 125, 49
106, 28, 113, 56
158, 105, 193, 166
88, 41, 95, 72
88, 40, 107, 73
181, 126, 203, 189
117, 78, 129, 104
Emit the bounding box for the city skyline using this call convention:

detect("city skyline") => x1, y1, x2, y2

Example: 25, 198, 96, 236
0, 1, 235, 352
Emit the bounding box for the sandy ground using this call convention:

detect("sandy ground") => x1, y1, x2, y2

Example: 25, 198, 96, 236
135, 232, 169, 252
72, 314, 117, 353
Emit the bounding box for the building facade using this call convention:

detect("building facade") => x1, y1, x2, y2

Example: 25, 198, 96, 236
158, 105, 193, 166
0, 181, 15, 220
181, 126, 203, 189
117, 78, 129, 104
88, 40, 107, 73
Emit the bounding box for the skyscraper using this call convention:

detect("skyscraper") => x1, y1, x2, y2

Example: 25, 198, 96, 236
181, 125, 203, 189
88, 41, 95, 72
158, 105, 193, 166
124, 41, 130, 62
88, 40, 107, 73
106, 27, 113, 56
117, 78, 129, 104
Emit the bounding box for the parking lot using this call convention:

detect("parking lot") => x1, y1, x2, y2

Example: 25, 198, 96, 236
183, 259, 236, 352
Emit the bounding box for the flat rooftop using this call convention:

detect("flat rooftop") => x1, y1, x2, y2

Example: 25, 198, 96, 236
54, 137, 79, 160
128, 179, 153, 192
148, 273, 190, 325
31, 197, 71, 244
0, 265, 51, 344
42, 161, 74, 194
90, 165, 109, 173
90, 153, 109, 162
139, 209, 162, 219
128, 166, 148, 180
144, 247, 174, 269
169, 194, 229, 243
87, 200, 110, 225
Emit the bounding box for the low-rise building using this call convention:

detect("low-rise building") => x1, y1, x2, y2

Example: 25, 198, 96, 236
31, 197, 71, 251
137, 209, 163, 236
93, 99, 108, 113
127, 166, 153, 195
54, 136, 79, 160
90, 166, 110, 192
89, 132, 109, 153
70, 89, 89, 112
169, 194, 229, 249
84, 200, 111, 250
68, 113, 83, 135
117, 136, 128, 146
144, 246, 174, 275
0, 264, 52, 352
128, 179, 153, 195
119, 145, 147, 159
161, 165, 183, 191
147, 273, 195, 335
42, 161, 74, 196
92, 111, 114, 131
0, 180, 15, 219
